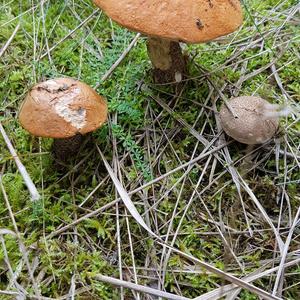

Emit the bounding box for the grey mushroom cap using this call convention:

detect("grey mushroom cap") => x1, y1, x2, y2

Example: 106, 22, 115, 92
219, 96, 279, 145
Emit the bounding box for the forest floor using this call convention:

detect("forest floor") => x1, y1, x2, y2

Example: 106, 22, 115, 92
0, 0, 299, 299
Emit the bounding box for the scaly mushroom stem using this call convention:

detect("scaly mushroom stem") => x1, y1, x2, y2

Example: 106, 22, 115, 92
147, 37, 186, 84
53, 134, 86, 162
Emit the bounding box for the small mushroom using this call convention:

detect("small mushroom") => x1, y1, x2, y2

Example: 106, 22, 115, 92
93, 0, 243, 83
19, 78, 108, 161
219, 96, 279, 145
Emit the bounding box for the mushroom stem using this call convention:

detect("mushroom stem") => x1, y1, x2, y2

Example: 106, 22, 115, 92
53, 134, 87, 162
147, 37, 186, 84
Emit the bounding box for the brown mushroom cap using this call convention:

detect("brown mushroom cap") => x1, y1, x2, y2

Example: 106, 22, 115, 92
93, 0, 243, 43
219, 96, 279, 145
19, 78, 108, 139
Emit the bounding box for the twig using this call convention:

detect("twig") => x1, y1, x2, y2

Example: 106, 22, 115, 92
0, 123, 40, 201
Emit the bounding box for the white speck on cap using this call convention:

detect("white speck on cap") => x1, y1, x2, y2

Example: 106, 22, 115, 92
45, 80, 61, 89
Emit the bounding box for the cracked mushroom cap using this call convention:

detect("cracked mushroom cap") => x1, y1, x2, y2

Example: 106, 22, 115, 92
19, 78, 108, 139
219, 96, 279, 145
93, 0, 243, 43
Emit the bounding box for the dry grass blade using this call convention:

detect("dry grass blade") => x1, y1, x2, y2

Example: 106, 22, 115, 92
39, 9, 100, 60
0, 176, 41, 298
150, 95, 211, 147
1, 233, 26, 297
0, 23, 20, 58
94, 274, 191, 300
96, 145, 159, 239
40, 141, 228, 243
0, 290, 20, 296
272, 207, 300, 296
0, 123, 40, 201
194, 258, 300, 300
0, 0, 50, 28
237, 174, 284, 252
96, 144, 279, 299
0, 23, 40, 201
160, 243, 282, 300
0, 229, 16, 236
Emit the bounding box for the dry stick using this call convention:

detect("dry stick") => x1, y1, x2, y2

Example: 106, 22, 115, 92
0, 123, 40, 201
94, 33, 141, 88
94, 275, 190, 300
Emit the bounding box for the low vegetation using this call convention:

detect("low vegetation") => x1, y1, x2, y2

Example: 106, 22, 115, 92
0, 0, 299, 299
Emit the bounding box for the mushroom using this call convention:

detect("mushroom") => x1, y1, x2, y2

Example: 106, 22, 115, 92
19, 78, 108, 161
93, 0, 243, 83
219, 96, 279, 145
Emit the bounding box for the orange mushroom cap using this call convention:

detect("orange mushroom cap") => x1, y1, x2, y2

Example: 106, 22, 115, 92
93, 0, 243, 43
19, 78, 108, 139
